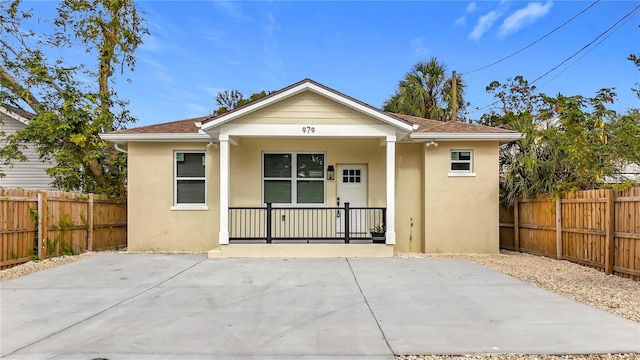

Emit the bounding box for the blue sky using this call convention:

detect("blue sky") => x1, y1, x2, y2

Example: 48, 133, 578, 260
29, 1, 640, 126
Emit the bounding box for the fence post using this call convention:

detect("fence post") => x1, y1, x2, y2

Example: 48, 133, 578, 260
556, 197, 562, 260
344, 202, 350, 244
37, 192, 47, 259
604, 189, 615, 275
87, 194, 94, 251
513, 199, 519, 252
266, 203, 272, 244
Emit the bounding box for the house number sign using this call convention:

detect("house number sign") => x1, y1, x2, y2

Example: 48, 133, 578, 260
302, 126, 316, 134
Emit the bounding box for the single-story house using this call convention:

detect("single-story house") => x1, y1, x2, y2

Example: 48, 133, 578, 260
101, 79, 521, 257
0, 106, 57, 190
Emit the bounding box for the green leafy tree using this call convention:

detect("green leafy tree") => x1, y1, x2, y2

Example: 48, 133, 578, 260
482, 77, 639, 205
213, 90, 273, 115
0, 0, 147, 197
383, 57, 466, 121
629, 51, 640, 100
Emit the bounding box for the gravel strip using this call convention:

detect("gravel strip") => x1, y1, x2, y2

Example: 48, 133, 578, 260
396, 355, 639, 360
2, 250, 638, 359
0, 252, 98, 282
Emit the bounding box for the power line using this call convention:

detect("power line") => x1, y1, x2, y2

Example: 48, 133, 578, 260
531, 3, 640, 85
537, 10, 635, 91
470, 3, 640, 116
469, 100, 500, 115
462, 0, 601, 75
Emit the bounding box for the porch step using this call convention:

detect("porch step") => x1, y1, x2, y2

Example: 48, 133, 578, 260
207, 244, 394, 258
207, 247, 223, 258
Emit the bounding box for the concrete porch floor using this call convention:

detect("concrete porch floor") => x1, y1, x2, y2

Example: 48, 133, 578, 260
208, 243, 395, 258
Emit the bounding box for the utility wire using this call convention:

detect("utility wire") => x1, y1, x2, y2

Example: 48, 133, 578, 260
531, 3, 640, 85
462, 0, 601, 75
468, 100, 500, 115
537, 10, 635, 91
470, 3, 640, 115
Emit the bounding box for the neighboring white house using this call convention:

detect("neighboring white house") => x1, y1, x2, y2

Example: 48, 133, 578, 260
0, 106, 57, 190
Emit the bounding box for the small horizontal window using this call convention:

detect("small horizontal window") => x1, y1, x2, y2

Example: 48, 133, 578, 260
450, 150, 472, 173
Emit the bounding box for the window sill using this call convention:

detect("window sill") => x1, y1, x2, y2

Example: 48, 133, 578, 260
170, 205, 209, 211
448, 172, 476, 177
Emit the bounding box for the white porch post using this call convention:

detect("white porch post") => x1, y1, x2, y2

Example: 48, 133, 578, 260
219, 135, 230, 245
385, 136, 396, 245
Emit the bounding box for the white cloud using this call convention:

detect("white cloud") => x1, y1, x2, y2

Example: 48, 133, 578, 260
455, 2, 478, 26
499, 1, 553, 37
184, 102, 210, 117
211, 0, 249, 22
199, 85, 227, 99
411, 37, 431, 57
263, 12, 285, 82
469, 10, 501, 40
139, 57, 176, 86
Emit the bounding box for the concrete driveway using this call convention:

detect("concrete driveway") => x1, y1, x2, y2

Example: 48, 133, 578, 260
1, 254, 639, 359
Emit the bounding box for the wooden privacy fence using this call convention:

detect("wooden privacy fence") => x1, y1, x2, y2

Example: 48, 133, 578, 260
500, 187, 640, 281
0, 188, 127, 269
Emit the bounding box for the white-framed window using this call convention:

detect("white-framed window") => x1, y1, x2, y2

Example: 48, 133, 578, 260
174, 151, 206, 207
263, 152, 325, 205
450, 150, 473, 174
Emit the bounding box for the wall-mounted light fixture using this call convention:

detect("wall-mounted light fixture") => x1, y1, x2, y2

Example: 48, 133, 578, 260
327, 165, 335, 180
425, 140, 438, 147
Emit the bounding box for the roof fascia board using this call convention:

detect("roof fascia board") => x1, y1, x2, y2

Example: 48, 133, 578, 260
410, 132, 523, 141
201, 81, 414, 132
100, 133, 212, 143
0, 106, 30, 125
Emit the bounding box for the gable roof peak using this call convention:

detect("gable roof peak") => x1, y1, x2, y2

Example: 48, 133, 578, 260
200, 78, 414, 131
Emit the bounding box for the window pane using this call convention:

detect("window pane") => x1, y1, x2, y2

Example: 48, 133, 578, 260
177, 153, 205, 177
297, 154, 324, 178
264, 154, 291, 178
264, 180, 291, 203
451, 152, 459, 161
297, 181, 324, 203
451, 162, 471, 171
459, 152, 471, 161
177, 180, 205, 204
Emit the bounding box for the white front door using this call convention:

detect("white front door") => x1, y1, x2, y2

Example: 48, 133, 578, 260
337, 165, 367, 234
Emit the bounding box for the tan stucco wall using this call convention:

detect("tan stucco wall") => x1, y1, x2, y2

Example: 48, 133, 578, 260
423, 141, 500, 253
395, 143, 424, 252
234, 91, 385, 126
229, 137, 386, 207
127, 142, 219, 251
126, 139, 500, 254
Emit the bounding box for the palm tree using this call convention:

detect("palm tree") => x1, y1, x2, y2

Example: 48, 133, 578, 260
383, 57, 466, 121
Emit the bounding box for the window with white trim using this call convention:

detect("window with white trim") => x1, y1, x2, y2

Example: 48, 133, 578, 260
263, 152, 325, 205
175, 151, 206, 205
450, 150, 472, 172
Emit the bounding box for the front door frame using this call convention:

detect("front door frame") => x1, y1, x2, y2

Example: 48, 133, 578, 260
336, 164, 368, 235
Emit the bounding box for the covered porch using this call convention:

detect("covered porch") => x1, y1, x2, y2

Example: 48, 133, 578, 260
214, 135, 400, 246
198, 80, 415, 257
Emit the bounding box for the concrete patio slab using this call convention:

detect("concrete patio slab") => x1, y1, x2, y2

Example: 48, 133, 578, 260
1, 254, 639, 359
